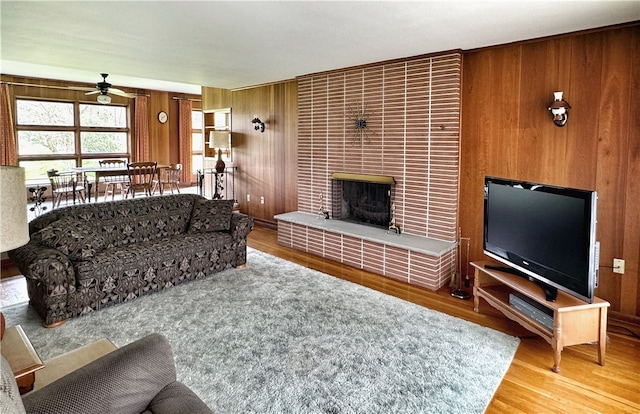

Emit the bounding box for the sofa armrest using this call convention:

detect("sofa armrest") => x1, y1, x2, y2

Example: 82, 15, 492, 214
148, 381, 213, 414
8, 242, 76, 286
230, 213, 254, 240
22, 334, 190, 414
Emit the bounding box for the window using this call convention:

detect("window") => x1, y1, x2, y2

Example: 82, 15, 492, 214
15, 99, 130, 183
17, 131, 75, 155
192, 110, 203, 175
17, 100, 74, 126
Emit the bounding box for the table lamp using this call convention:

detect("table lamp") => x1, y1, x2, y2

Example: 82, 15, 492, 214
0, 166, 30, 253
209, 131, 230, 173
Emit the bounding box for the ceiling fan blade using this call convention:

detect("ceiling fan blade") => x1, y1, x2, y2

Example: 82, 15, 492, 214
67, 86, 97, 92
66, 74, 135, 99
109, 88, 136, 98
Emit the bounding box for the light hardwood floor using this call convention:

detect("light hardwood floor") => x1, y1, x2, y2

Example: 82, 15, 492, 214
2, 224, 638, 412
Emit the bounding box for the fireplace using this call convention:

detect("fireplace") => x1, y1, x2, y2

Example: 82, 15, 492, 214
331, 172, 395, 229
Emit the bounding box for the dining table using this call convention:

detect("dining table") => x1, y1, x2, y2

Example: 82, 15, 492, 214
71, 165, 166, 202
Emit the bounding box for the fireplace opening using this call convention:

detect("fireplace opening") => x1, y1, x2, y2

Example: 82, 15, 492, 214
331, 173, 395, 229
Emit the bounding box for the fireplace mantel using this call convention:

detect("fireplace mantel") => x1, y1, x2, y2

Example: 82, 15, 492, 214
331, 172, 395, 185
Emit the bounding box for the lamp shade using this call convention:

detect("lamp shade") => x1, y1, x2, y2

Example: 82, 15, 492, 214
209, 131, 230, 149
0, 166, 29, 252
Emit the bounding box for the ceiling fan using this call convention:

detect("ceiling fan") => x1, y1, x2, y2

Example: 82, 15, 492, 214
70, 73, 135, 104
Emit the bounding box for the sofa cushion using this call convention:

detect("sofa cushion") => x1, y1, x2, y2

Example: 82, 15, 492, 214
95, 196, 195, 247
36, 217, 106, 261
74, 231, 235, 306
27, 194, 199, 250
188, 199, 234, 233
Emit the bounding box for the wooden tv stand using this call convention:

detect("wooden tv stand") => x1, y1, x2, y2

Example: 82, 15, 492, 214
471, 261, 609, 373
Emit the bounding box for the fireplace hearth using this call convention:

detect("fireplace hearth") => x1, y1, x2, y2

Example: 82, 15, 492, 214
331, 172, 395, 229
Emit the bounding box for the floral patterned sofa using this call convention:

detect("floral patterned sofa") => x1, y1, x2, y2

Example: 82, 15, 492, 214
9, 194, 253, 327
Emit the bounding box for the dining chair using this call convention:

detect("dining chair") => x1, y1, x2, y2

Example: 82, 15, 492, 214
99, 159, 128, 201
152, 163, 182, 195
124, 162, 158, 198
47, 169, 86, 208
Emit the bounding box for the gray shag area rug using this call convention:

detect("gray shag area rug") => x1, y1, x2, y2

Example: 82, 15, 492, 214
3, 248, 519, 413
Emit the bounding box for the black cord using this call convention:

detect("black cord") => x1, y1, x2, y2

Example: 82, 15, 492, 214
607, 324, 640, 339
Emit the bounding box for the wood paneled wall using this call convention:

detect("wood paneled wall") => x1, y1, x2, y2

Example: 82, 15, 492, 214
297, 52, 462, 242
145, 91, 201, 178
203, 81, 298, 223
459, 23, 640, 317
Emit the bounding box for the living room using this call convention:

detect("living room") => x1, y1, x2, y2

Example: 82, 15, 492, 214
1, 2, 639, 413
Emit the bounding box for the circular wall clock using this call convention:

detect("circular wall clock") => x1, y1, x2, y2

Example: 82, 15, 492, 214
158, 111, 168, 124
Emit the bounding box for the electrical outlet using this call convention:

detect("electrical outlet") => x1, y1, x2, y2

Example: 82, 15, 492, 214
260, 196, 265, 204
613, 258, 625, 274
246, 194, 250, 202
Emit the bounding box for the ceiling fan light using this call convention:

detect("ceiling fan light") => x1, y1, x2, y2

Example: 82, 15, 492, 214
97, 94, 111, 104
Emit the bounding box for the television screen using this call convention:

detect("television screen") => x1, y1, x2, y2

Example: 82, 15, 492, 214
483, 177, 598, 303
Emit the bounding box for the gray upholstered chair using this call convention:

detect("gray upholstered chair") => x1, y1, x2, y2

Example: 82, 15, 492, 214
1, 333, 213, 414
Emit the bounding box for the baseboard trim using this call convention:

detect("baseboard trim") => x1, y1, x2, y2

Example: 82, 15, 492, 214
253, 218, 277, 230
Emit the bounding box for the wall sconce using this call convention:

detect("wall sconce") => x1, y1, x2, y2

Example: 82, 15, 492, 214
547, 91, 571, 127
251, 115, 265, 132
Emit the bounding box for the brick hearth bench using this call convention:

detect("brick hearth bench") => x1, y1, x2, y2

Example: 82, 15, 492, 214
275, 212, 456, 291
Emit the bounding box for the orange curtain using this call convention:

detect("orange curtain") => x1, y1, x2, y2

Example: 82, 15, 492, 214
178, 99, 192, 184
134, 95, 150, 162
0, 84, 18, 165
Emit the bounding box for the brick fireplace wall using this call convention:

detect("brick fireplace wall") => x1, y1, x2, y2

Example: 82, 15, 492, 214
278, 51, 462, 291
297, 51, 461, 242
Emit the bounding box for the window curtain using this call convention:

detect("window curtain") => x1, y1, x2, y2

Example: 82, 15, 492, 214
178, 99, 192, 184
0, 84, 18, 165
134, 95, 150, 162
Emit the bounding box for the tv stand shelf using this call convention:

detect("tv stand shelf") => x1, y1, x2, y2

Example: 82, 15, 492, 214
471, 261, 609, 373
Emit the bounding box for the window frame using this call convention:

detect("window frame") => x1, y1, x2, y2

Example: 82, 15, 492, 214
15, 97, 131, 183
192, 108, 203, 175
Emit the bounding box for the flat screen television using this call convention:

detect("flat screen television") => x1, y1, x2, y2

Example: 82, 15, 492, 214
483, 176, 598, 303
